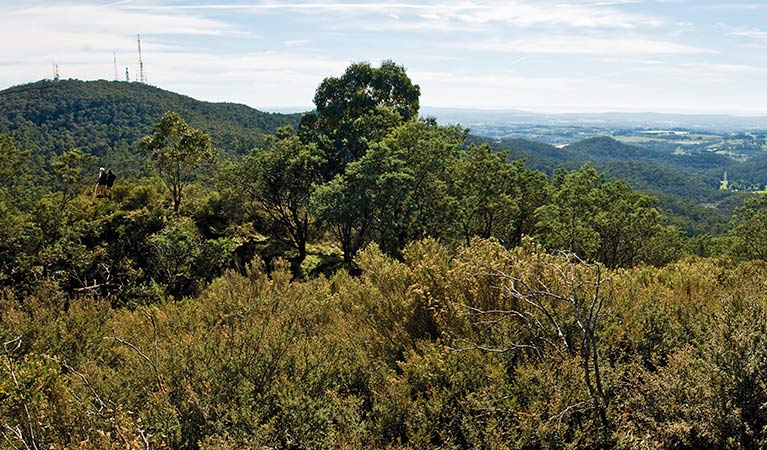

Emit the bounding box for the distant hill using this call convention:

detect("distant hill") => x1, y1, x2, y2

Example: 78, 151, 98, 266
483, 136, 725, 198
469, 134, 742, 234
0, 79, 301, 161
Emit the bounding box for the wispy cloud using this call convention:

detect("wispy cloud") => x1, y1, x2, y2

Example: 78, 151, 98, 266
121, 2, 464, 12
449, 35, 711, 56
729, 27, 767, 41
123, 0, 664, 30
421, 1, 663, 29
7, 4, 240, 37
705, 3, 767, 11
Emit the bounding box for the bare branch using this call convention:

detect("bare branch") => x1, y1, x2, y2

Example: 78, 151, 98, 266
3, 425, 28, 450
3, 337, 39, 450
43, 355, 107, 415
448, 339, 538, 354
104, 336, 164, 392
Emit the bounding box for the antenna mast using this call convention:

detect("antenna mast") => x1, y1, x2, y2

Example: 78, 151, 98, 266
113, 51, 118, 81
137, 34, 146, 84
125, 67, 130, 82
53, 63, 60, 81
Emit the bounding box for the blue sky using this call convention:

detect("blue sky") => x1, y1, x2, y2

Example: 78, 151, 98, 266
2, 0, 767, 114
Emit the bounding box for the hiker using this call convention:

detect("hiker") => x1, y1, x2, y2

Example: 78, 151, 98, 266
94, 167, 107, 198
106, 169, 116, 189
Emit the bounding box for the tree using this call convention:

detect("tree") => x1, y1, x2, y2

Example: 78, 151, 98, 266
311, 152, 380, 265
148, 217, 202, 297
312, 120, 465, 263
140, 112, 216, 213
299, 61, 420, 175
535, 167, 604, 259
453, 144, 517, 245
50, 148, 95, 207
731, 194, 767, 261
591, 181, 664, 268
238, 126, 325, 270
505, 161, 550, 247
0, 134, 34, 206
0, 135, 42, 290
371, 119, 464, 257
535, 166, 666, 268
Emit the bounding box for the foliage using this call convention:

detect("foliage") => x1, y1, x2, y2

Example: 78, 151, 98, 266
50, 148, 96, 207
312, 119, 464, 263
535, 165, 677, 268
5, 239, 767, 448
479, 135, 737, 236
0, 79, 299, 165
236, 126, 325, 269
453, 145, 549, 247
140, 112, 217, 213
731, 194, 767, 261
299, 60, 420, 175
8, 62, 767, 449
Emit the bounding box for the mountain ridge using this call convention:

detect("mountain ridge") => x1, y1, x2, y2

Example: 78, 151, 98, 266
0, 79, 301, 160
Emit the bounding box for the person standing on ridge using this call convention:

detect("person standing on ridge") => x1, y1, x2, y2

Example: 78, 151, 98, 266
94, 167, 107, 198
106, 169, 117, 194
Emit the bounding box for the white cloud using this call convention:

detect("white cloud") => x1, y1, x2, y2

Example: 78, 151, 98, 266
0, 3, 244, 64
430, 1, 663, 29
123, 0, 664, 30
138, 51, 350, 106
284, 39, 311, 47
729, 28, 767, 41
121, 2, 462, 12
632, 61, 767, 84
450, 35, 711, 56
7, 4, 239, 37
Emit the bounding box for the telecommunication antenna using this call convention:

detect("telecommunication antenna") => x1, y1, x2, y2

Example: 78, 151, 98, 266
113, 51, 118, 81
125, 67, 130, 82
53, 63, 60, 81
137, 34, 146, 83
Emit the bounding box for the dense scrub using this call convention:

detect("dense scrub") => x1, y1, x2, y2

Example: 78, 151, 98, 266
3, 240, 767, 448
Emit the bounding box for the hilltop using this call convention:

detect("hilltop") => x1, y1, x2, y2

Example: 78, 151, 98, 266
0, 79, 300, 161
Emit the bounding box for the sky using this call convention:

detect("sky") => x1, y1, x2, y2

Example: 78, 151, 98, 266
1, 0, 767, 114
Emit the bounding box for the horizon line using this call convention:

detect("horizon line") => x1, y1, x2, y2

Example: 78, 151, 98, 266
4, 78, 767, 119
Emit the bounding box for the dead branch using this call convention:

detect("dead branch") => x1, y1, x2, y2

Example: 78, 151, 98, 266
2, 337, 39, 450
103, 336, 164, 393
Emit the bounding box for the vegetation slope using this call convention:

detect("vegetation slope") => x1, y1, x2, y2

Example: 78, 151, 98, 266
4, 62, 767, 449
0, 79, 299, 164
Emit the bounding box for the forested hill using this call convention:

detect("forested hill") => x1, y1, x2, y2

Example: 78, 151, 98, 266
477, 135, 726, 201
473, 134, 742, 234
0, 79, 300, 160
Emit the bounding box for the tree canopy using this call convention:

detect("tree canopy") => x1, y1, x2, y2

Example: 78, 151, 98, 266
299, 60, 421, 175
140, 111, 217, 213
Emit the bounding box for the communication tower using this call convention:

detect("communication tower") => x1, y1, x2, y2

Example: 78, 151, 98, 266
53, 63, 60, 81
113, 52, 119, 81
137, 34, 146, 83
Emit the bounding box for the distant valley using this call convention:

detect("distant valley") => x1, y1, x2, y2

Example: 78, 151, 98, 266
426, 106, 767, 161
